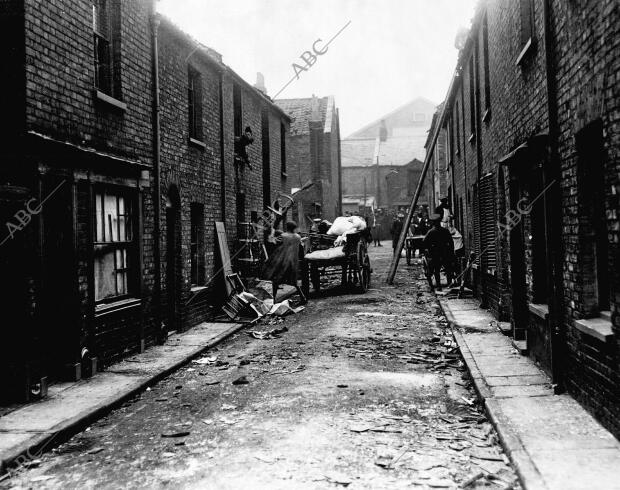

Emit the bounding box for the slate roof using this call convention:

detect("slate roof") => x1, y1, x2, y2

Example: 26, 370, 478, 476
275, 97, 329, 136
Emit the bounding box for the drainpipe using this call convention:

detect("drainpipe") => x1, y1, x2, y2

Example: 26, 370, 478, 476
219, 71, 226, 221
151, 13, 164, 343
542, 0, 564, 392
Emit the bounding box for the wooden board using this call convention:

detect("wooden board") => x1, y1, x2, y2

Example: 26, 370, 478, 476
215, 221, 234, 296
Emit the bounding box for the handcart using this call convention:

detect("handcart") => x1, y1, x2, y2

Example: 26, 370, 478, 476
301, 230, 372, 295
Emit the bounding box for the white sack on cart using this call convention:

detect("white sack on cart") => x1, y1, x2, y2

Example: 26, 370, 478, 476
327, 216, 367, 236
304, 246, 346, 261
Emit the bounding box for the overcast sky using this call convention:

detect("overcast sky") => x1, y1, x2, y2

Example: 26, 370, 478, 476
157, 0, 477, 137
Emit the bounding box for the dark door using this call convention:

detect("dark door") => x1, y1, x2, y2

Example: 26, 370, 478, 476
40, 178, 76, 380
165, 189, 181, 332
507, 175, 528, 340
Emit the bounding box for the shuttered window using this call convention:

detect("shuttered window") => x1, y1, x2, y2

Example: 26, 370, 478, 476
479, 173, 497, 272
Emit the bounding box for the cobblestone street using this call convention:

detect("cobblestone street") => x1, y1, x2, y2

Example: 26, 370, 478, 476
4, 246, 518, 489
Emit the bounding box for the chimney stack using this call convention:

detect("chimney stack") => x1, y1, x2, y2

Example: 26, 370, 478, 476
379, 119, 388, 142
254, 72, 267, 95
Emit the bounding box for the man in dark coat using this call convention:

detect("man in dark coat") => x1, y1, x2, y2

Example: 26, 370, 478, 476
390, 213, 404, 252
422, 214, 455, 290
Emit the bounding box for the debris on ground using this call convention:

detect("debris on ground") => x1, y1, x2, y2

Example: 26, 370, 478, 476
248, 325, 288, 339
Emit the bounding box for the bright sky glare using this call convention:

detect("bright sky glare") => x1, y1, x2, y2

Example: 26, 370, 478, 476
156, 0, 477, 137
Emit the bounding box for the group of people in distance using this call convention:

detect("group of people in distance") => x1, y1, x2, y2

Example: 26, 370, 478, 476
388, 197, 464, 291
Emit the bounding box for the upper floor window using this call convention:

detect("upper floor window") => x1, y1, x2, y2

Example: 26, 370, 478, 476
455, 101, 461, 155
280, 122, 287, 175
233, 83, 242, 138
517, 0, 535, 64
93, 0, 121, 99
468, 57, 476, 140
482, 13, 491, 116
188, 66, 203, 142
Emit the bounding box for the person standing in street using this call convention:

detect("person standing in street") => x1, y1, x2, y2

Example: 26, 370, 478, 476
422, 214, 455, 290
390, 213, 404, 252
373, 214, 383, 247
261, 221, 307, 304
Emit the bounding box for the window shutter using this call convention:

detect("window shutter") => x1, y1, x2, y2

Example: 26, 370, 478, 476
479, 172, 497, 272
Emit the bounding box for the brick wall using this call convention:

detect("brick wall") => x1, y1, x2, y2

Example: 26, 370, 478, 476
550, 0, 620, 437
428, 0, 620, 438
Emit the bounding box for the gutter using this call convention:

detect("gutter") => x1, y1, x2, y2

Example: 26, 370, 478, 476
542, 0, 565, 391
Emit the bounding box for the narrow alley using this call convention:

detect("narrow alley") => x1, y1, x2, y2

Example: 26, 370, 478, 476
2, 247, 518, 489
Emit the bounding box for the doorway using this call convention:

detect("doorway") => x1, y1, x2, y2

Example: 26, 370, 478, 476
40, 177, 76, 380
165, 186, 181, 332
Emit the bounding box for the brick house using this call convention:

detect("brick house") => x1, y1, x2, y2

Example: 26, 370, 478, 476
0, 0, 157, 401
156, 18, 291, 332
274, 96, 342, 223
425, 0, 620, 437
0, 1, 294, 404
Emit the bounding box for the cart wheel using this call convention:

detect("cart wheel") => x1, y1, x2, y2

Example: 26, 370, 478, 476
356, 240, 371, 293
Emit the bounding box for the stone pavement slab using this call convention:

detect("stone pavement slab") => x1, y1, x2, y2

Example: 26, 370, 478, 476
0, 321, 243, 473
439, 297, 620, 490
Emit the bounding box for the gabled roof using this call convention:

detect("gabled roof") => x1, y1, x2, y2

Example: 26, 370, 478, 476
342, 126, 429, 168
275, 96, 334, 136
346, 97, 437, 139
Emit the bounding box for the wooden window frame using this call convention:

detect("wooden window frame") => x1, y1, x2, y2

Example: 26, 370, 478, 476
94, 187, 137, 304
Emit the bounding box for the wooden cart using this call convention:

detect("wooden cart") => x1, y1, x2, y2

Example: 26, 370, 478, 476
301, 230, 372, 295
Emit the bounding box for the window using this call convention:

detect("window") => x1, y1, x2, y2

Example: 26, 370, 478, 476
455, 101, 461, 155
94, 189, 134, 302
446, 119, 453, 163
468, 57, 476, 140
516, 0, 535, 64
482, 13, 491, 115
479, 173, 497, 273
190, 204, 205, 286
414, 112, 426, 122
519, 0, 534, 48
576, 120, 609, 315
188, 67, 203, 141
93, 0, 121, 99
233, 83, 242, 138
280, 122, 287, 175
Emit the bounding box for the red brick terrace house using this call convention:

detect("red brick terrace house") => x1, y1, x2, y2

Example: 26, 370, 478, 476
424, 0, 620, 437
274, 96, 342, 224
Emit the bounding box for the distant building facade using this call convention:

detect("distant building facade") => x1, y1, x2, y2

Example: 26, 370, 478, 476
342, 98, 435, 212
275, 96, 342, 223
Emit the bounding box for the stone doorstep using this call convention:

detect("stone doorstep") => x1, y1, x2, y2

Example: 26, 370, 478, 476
0, 321, 245, 474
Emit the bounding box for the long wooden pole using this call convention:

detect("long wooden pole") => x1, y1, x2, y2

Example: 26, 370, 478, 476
386, 71, 458, 284
385, 155, 432, 284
